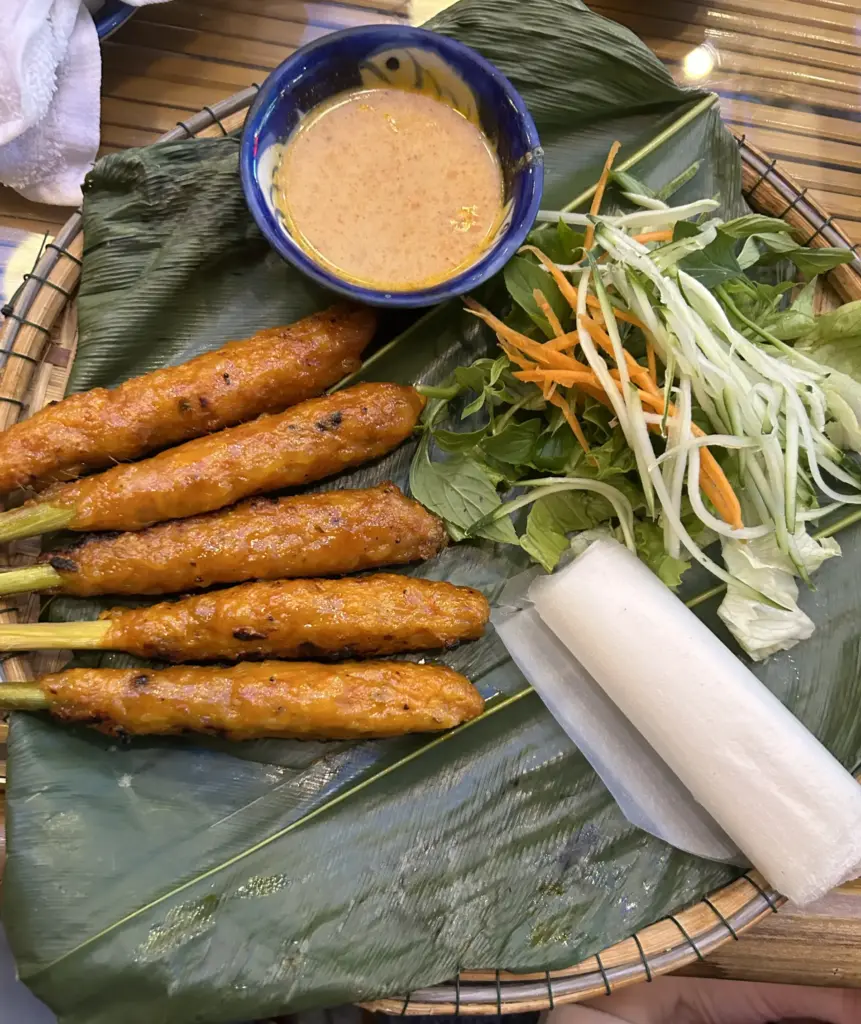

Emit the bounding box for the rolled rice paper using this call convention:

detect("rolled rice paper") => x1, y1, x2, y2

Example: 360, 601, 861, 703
529, 538, 861, 905
494, 603, 739, 861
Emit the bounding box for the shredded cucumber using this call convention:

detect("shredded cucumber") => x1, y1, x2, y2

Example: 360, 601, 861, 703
527, 194, 861, 599
621, 191, 669, 211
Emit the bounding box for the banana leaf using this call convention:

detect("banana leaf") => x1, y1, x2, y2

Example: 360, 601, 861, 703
5, 2, 861, 1022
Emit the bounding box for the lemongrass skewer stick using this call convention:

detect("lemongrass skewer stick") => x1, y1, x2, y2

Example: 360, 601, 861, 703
0, 621, 109, 651
0, 565, 63, 596
0, 504, 74, 543
0, 684, 49, 711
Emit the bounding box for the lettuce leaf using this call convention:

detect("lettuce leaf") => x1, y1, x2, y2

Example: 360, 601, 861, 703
796, 300, 861, 378
718, 531, 841, 661
522, 490, 617, 571
631, 520, 691, 587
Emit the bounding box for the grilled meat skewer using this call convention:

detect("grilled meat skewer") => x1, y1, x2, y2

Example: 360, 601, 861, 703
0, 575, 489, 661
0, 661, 484, 740
0, 484, 447, 597
0, 383, 424, 541
0, 305, 375, 494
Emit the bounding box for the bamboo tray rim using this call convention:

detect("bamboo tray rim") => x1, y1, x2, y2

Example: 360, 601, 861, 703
2, 83, 860, 1016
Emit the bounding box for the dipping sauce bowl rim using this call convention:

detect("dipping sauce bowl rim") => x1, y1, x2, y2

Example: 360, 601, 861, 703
239, 24, 544, 308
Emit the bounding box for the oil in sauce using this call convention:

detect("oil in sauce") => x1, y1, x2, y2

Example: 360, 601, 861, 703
274, 87, 504, 291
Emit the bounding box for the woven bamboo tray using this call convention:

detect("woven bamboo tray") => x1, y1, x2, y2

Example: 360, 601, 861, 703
1, 87, 860, 1016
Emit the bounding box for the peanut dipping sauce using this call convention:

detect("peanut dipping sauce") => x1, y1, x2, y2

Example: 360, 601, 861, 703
274, 87, 504, 291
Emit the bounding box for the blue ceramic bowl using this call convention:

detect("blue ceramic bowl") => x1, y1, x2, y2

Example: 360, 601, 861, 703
93, 1, 136, 40
240, 25, 543, 308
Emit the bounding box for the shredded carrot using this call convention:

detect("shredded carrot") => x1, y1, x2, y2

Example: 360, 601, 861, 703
518, 246, 580, 312
515, 368, 607, 405
646, 341, 658, 385
519, 241, 649, 338
584, 141, 621, 252
518, 234, 647, 335
498, 341, 535, 372
578, 316, 660, 396
513, 369, 609, 408
613, 308, 645, 329
531, 289, 566, 400
631, 230, 673, 244
513, 367, 743, 529
515, 370, 602, 387
543, 331, 581, 353
465, 298, 588, 372
584, 294, 646, 331
533, 288, 565, 338
548, 392, 590, 454
577, 382, 615, 407
465, 284, 743, 528
637, 391, 743, 529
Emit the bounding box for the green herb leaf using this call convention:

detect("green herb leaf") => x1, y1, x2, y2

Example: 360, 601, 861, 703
504, 303, 544, 339
454, 364, 492, 393
530, 426, 579, 473
475, 512, 521, 544
719, 277, 794, 315
784, 246, 856, 278
719, 278, 814, 342
461, 391, 489, 418
611, 168, 654, 198
570, 428, 639, 481
482, 418, 543, 464
675, 221, 742, 287
525, 219, 585, 266
790, 277, 817, 319
580, 395, 614, 433
409, 438, 512, 542
718, 215, 796, 239
557, 218, 584, 260
656, 160, 702, 201
489, 354, 508, 386
769, 279, 818, 341
433, 426, 489, 453
737, 230, 800, 270
737, 232, 855, 278
504, 255, 570, 338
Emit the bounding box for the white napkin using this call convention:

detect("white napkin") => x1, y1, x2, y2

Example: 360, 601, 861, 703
0, 0, 170, 207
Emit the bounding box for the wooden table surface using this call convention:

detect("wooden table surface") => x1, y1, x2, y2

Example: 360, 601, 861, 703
3, 0, 861, 997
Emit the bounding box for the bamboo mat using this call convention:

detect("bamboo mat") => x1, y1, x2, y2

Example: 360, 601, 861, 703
3, 0, 861, 995
589, 0, 861, 243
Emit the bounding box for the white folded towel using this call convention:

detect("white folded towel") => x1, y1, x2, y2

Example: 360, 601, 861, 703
0, 0, 170, 207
